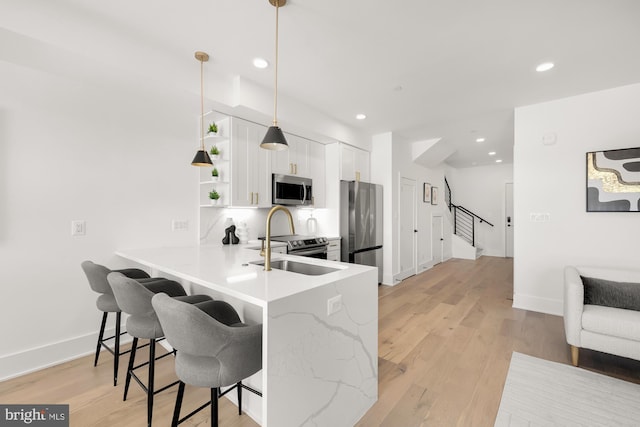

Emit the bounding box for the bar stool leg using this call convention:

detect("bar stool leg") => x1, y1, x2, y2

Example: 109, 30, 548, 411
113, 312, 122, 386
94, 312, 108, 367
124, 337, 138, 401
148, 339, 155, 427
211, 387, 218, 427
237, 381, 242, 415
171, 382, 185, 427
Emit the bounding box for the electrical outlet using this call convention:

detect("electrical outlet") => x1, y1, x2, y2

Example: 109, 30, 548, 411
171, 220, 189, 231
71, 220, 86, 236
327, 294, 343, 316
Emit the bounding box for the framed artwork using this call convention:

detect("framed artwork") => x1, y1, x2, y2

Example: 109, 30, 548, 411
586, 147, 640, 212
423, 183, 432, 203
431, 186, 438, 205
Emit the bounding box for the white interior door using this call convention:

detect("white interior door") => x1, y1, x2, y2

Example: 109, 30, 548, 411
398, 177, 416, 280
505, 182, 514, 258
432, 215, 443, 265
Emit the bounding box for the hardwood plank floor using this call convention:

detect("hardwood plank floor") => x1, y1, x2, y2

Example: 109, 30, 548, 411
2, 256, 639, 426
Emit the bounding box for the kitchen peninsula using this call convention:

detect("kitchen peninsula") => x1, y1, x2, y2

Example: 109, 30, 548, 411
116, 244, 378, 427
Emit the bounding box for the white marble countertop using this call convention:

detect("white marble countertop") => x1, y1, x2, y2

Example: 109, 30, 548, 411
115, 243, 373, 308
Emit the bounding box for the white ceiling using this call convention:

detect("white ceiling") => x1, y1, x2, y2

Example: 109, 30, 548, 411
4, 0, 640, 168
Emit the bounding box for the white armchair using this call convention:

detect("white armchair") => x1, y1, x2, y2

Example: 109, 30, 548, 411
564, 266, 640, 366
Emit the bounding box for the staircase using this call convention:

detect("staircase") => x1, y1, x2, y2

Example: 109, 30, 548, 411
445, 178, 494, 260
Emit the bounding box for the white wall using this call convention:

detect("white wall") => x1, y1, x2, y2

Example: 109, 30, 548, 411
514, 82, 640, 315
445, 163, 513, 257
0, 60, 200, 380
371, 133, 449, 285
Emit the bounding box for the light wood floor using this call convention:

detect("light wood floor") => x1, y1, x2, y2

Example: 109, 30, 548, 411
2, 257, 640, 426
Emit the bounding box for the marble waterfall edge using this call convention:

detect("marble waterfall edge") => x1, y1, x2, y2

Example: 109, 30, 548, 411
267, 269, 378, 426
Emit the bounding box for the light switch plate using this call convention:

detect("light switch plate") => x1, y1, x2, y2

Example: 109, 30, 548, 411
327, 294, 342, 316
71, 220, 86, 236
172, 220, 189, 231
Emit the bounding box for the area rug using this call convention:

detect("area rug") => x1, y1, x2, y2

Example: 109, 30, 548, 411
495, 352, 640, 426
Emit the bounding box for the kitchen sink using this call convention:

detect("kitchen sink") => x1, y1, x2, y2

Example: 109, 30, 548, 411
251, 259, 340, 276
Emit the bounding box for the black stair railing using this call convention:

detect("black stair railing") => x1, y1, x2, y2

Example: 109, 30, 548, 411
445, 178, 452, 212
444, 178, 494, 247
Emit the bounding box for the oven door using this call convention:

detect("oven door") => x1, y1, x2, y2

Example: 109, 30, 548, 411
289, 247, 328, 260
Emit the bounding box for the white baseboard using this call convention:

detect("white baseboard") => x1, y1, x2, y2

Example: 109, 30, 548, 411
513, 293, 563, 316
418, 261, 434, 272
0, 326, 131, 382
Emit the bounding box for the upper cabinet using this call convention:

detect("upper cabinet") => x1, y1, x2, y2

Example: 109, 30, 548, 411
271, 133, 308, 177
340, 143, 370, 182
307, 140, 326, 208
230, 117, 271, 208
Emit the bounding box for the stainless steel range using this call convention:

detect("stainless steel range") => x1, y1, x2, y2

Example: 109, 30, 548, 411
266, 234, 329, 259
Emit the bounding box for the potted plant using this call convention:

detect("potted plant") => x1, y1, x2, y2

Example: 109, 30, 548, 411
211, 168, 219, 182
209, 145, 220, 161
209, 190, 220, 205
208, 122, 218, 135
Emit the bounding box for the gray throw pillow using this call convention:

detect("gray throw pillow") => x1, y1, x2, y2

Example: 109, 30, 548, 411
581, 275, 640, 311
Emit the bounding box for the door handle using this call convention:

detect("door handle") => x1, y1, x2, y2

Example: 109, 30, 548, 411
440, 238, 444, 241
414, 229, 418, 233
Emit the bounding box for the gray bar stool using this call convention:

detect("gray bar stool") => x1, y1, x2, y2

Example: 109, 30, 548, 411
81, 260, 169, 386
151, 292, 263, 427
108, 272, 212, 427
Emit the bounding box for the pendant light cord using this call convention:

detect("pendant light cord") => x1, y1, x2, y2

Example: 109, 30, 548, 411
273, 2, 279, 127
200, 57, 205, 150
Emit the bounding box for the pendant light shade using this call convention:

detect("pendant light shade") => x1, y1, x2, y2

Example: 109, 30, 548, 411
191, 51, 213, 166
261, 0, 289, 151
260, 125, 288, 150
191, 149, 212, 166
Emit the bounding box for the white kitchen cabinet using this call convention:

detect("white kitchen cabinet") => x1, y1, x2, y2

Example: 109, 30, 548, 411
327, 237, 341, 261
271, 133, 309, 177
340, 143, 370, 182
308, 140, 326, 207
230, 117, 271, 207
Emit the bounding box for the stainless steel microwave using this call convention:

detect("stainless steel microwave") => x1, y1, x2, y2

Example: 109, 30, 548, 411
272, 174, 313, 206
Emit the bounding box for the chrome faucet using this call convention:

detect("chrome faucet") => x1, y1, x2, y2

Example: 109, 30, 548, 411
262, 205, 295, 271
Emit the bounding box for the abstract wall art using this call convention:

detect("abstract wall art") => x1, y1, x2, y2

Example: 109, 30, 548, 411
586, 147, 640, 212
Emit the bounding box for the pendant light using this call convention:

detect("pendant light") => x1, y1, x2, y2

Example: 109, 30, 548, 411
191, 51, 213, 166
260, 0, 289, 151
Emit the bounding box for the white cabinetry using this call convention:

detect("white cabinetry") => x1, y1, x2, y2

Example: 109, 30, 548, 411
230, 118, 271, 207
308, 141, 325, 208
340, 143, 370, 182
327, 237, 341, 261
271, 133, 309, 177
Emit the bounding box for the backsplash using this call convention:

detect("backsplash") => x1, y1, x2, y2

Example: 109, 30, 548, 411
200, 207, 331, 245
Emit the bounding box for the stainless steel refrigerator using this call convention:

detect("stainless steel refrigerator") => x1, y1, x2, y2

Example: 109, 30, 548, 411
340, 180, 383, 283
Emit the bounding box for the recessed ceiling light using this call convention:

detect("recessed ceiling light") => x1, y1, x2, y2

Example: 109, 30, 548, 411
536, 62, 554, 72
488, 151, 496, 156
356, 113, 367, 120
476, 137, 485, 143
253, 58, 269, 69
496, 159, 503, 163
